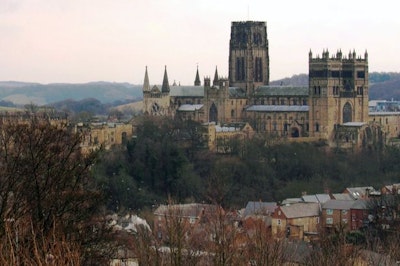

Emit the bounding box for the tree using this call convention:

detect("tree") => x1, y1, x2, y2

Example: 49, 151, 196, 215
0, 115, 109, 263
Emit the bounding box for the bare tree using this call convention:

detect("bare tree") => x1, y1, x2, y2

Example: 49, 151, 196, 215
0, 115, 109, 263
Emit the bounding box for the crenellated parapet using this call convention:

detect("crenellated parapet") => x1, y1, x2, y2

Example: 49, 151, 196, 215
309, 49, 368, 63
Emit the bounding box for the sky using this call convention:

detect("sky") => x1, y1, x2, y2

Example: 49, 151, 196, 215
1, 0, 399, 85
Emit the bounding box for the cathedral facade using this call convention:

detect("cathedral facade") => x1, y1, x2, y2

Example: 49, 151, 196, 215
142, 21, 399, 149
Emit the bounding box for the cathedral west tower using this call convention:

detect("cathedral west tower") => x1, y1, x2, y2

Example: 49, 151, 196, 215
229, 21, 270, 95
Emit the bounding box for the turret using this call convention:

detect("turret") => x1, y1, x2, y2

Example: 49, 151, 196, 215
204, 77, 211, 87
161, 65, 170, 93
213, 66, 219, 86
194, 66, 201, 86
143, 66, 150, 92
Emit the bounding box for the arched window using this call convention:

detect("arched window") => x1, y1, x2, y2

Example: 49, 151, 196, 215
343, 102, 352, 123
231, 109, 235, 118
209, 103, 218, 122
316, 123, 320, 132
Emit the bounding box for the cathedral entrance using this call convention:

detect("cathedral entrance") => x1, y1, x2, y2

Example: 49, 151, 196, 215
343, 102, 352, 123
291, 127, 300, 138
209, 103, 218, 123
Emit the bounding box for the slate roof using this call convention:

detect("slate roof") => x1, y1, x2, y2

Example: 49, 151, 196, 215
279, 202, 320, 218
369, 111, 400, 116
169, 86, 204, 97
331, 193, 354, 201
229, 87, 246, 97
342, 122, 367, 127
246, 105, 309, 112
322, 199, 368, 210
302, 194, 331, 204
215, 122, 250, 132
177, 104, 203, 112
254, 86, 309, 97
243, 201, 277, 217
345, 186, 376, 199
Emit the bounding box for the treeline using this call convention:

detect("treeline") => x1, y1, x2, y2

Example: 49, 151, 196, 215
93, 117, 400, 212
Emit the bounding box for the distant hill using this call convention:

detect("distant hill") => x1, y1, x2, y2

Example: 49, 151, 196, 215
0, 81, 143, 105
270, 74, 308, 86
1, 72, 400, 108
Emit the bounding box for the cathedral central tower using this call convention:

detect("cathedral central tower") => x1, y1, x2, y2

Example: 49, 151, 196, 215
229, 21, 270, 95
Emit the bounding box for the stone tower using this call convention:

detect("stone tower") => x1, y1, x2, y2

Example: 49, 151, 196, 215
308, 49, 369, 141
229, 21, 269, 95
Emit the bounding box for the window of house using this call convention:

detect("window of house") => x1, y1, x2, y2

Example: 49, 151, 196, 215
326, 218, 333, 225
342, 218, 348, 224
341, 210, 347, 215
277, 219, 281, 225
316, 217, 320, 224
280, 99, 285, 105
326, 209, 333, 215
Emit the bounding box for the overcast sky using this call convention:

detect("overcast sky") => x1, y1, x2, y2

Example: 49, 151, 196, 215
1, 0, 399, 85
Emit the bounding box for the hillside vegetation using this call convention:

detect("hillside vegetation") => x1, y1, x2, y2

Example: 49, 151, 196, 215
93, 116, 400, 212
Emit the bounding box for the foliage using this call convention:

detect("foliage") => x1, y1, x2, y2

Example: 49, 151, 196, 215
94, 116, 400, 212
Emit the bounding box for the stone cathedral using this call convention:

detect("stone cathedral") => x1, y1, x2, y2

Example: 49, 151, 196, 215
142, 21, 399, 149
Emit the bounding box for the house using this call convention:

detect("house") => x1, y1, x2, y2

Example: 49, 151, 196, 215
343, 186, 377, 199
301, 194, 331, 204
271, 202, 320, 241
381, 183, 400, 195
331, 193, 355, 201
109, 249, 138, 266
203, 122, 255, 153
153, 203, 220, 241
322, 199, 369, 231
243, 201, 277, 217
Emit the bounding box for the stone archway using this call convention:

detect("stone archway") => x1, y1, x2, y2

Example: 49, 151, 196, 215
291, 127, 300, 138
209, 103, 218, 123
343, 102, 352, 123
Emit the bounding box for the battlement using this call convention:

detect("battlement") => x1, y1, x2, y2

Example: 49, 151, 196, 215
231, 21, 266, 27
309, 49, 368, 62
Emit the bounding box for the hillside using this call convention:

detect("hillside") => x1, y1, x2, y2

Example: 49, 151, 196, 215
1, 72, 399, 108
0, 81, 143, 105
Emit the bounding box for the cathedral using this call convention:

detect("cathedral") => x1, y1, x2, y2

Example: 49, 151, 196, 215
142, 21, 399, 149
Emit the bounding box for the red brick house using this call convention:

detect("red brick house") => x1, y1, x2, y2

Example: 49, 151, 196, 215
322, 199, 369, 231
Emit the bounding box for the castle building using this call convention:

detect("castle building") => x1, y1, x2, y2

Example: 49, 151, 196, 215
142, 21, 400, 149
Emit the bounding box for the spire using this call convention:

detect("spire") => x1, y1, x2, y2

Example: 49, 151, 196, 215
194, 66, 201, 86
143, 66, 150, 92
161, 65, 170, 93
213, 66, 219, 86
